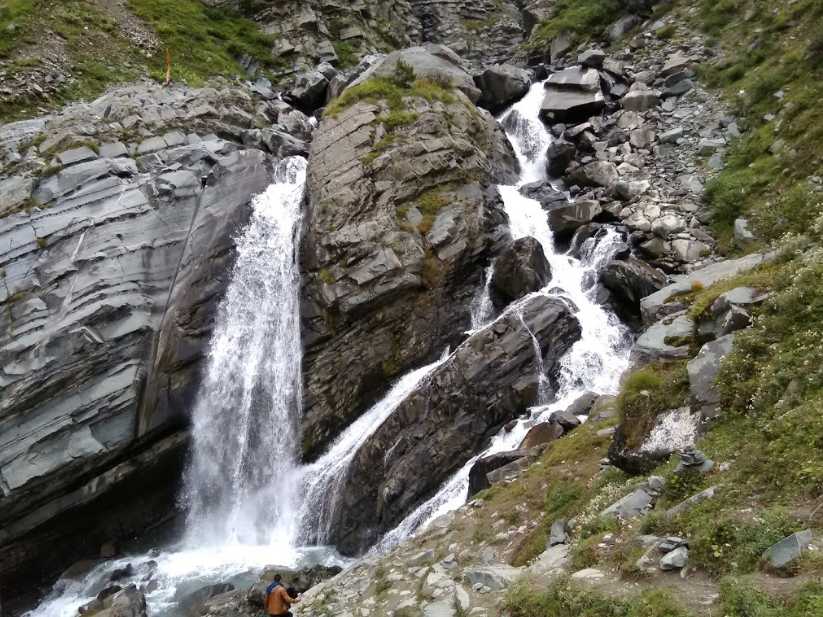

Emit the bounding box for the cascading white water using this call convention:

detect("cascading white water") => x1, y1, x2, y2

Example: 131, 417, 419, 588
28, 157, 341, 617
379, 80, 631, 547
469, 264, 495, 330
184, 156, 306, 548
297, 355, 448, 544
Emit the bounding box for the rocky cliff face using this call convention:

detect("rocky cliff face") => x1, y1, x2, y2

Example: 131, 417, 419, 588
0, 81, 310, 596
299, 45, 518, 459
328, 293, 581, 554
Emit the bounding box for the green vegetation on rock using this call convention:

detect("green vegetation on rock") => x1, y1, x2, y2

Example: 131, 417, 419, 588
616, 362, 689, 450
526, 0, 622, 52
506, 578, 688, 617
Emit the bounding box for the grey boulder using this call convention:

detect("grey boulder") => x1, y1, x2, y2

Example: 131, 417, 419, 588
762, 530, 813, 573
474, 64, 531, 113
491, 236, 551, 309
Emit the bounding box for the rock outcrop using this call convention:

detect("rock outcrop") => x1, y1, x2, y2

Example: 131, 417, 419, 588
326, 294, 581, 554
299, 46, 517, 459
0, 81, 293, 599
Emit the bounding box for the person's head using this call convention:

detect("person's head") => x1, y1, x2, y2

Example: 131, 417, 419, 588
274, 574, 282, 583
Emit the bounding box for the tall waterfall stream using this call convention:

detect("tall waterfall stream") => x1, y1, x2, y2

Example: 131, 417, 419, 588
31, 82, 631, 617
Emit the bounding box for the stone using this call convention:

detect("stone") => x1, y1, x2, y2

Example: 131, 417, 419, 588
662, 79, 694, 98
571, 567, 606, 581
621, 87, 660, 112
469, 449, 534, 497
666, 486, 718, 518
565, 391, 599, 417
615, 180, 650, 200
179, 583, 235, 617
630, 127, 656, 149
659, 127, 684, 144
491, 237, 551, 309
365, 44, 481, 102
57, 145, 97, 166
651, 213, 687, 238
578, 48, 606, 68
300, 47, 518, 468
546, 140, 576, 177
550, 31, 573, 62
675, 447, 714, 474
660, 51, 691, 78
688, 334, 736, 415
463, 565, 521, 591
601, 257, 667, 323
99, 142, 128, 158
734, 218, 756, 246
567, 161, 618, 189
285, 70, 329, 113
540, 69, 605, 123
602, 487, 655, 519
327, 295, 580, 553
549, 520, 569, 546
762, 530, 813, 572
0, 175, 35, 216
660, 546, 689, 570
546, 200, 603, 235
631, 312, 694, 364
475, 64, 531, 113
528, 544, 570, 575
608, 15, 642, 41
550, 409, 581, 431
518, 422, 564, 449
640, 253, 772, 325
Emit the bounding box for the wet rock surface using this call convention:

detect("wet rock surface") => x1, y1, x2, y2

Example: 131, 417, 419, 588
328, 294, 581, 554
0, 80, 298, 601
299, 47, 518, 460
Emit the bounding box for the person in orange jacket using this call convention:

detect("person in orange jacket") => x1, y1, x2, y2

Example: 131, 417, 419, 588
265, 574, 300, 617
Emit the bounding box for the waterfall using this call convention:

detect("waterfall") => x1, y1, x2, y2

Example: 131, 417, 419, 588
378, 80, 631, 546
468, 264, 495, 330
296, 355, 448, 544
183, 156, 307, 548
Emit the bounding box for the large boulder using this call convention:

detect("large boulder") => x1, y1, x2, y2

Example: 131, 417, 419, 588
327, 294, 581, 554
601, 257, 667, 325
474, 64, 531, 114
631, 312, 694, 364
284, 70, 330, 113
762, 530, 813, 574
361, 44, 481, 102
546, 200, 603, 236
640, 253, 771, 325
539, 67, 605, 124
490, 237, 551, 309
468, 449, 534, 497
567, 161, 619, 189
545, 140, 576, 177
687, 334, 736, 418
300, 47, 518, 460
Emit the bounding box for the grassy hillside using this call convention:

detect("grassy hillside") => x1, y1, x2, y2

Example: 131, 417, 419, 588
505, 0, 823, 613
0, 0, 277, 122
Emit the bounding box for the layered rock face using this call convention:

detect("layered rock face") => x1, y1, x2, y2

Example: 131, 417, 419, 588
408, 0, 527, 67
328, 294, 581, 554
248, 0, 419, 70
0, 82, 296, 595
299, 45, 518, 459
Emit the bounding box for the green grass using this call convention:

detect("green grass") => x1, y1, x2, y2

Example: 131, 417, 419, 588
332, 41, 357, 69
0, 0, 278, 122
684, 0, 823, 246
719, 579, 823, 617
127, 0, 277, 85
0, 0, 35, 58
616, 362, 690, 450
505, 579, 688, 617
526, 0, 623, 52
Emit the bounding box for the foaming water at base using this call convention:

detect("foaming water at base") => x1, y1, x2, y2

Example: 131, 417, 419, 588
31, 542, 349, 617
